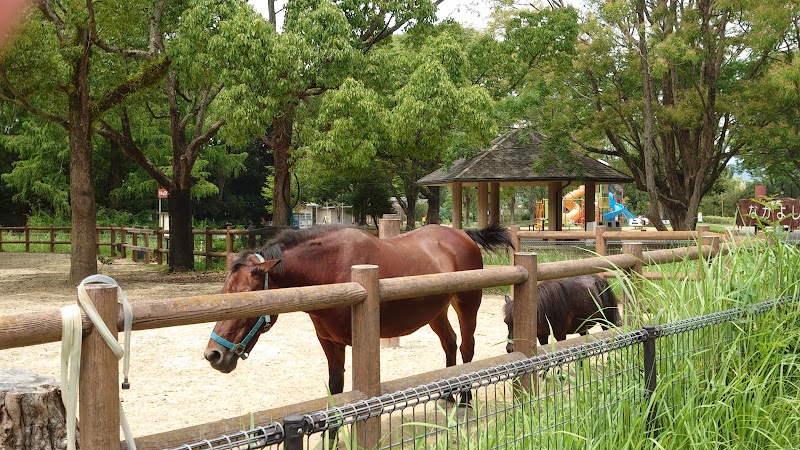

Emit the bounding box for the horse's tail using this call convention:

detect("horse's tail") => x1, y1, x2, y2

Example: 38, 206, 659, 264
465, 223, 515, 253
596, 278, 621, 327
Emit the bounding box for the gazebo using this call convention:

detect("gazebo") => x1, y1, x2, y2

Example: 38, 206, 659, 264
417, 129, 634, 231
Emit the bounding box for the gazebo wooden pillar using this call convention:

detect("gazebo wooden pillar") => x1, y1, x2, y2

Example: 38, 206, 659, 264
477, 182, 488, 228
547, 182, 563, 231
452, 182, 463, 230
489, 182, 500, 225
584, 181, 597, 229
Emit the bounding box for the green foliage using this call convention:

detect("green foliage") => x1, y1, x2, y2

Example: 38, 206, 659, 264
0, 118, 70, 215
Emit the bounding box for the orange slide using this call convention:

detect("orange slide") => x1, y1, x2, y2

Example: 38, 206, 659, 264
563, 185, 585, 223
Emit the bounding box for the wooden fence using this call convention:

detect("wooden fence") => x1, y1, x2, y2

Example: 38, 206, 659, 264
0, 224, 721, 270
0, 229, 726, 449
0, 225, 298, 268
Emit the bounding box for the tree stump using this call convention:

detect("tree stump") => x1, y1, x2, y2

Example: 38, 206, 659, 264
0, 368, 73, 450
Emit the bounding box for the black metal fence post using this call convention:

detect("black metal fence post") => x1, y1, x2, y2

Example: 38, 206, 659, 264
643, 325, 658, 437
283, 414, 306, 450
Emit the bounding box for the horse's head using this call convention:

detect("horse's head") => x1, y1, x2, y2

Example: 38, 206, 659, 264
204, 252, 280, 373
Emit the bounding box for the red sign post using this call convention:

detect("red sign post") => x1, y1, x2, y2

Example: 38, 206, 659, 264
157, 188, 169, 199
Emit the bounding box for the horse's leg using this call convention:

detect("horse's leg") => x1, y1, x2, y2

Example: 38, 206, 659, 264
428, 308, 458, 368
451, 290, 481, 364
318, 338, 346, 395
450, 290, 482, 407
427, 307, 460, 403
318, 338, 346, 447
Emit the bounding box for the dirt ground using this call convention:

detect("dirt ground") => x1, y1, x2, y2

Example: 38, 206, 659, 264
0, 252, 515, 439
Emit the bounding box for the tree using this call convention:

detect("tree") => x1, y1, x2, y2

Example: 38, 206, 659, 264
97, 0, 251, 271
215, 0, 443, 227
298, 26, 497, 229
0, 1, 170, 282
527, 0, 789, 230
737, 6, 800, 195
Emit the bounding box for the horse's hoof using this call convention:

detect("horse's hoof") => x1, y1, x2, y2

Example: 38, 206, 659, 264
458, 390, 473, 408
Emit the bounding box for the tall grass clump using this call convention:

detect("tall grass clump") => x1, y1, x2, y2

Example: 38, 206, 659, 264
387, 234, 800, 450
539, 235, 800, 449
624, 233, 800, 325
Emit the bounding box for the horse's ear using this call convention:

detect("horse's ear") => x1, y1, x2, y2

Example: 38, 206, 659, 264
226, 253, 240, 270
504, 295, 512, 304
256, 259, 280, 272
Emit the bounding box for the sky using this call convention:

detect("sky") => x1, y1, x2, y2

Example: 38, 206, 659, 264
247, 0, 494, 30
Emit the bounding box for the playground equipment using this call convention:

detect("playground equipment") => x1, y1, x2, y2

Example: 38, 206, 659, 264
603, 192, 635, 222
563, 185, 585, 223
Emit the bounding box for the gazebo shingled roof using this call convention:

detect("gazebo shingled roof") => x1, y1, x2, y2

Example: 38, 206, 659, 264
417, 129, 633, 186
416, 128, 634, 231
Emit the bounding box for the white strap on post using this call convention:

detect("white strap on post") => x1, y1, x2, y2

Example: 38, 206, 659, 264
61, 275, 136, 450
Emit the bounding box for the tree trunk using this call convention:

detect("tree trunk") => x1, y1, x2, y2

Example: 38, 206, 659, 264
67, 31, 98, 285
108, 140, 124, 208
0, 369, 71, 450
168, 187, 194, 272
636, 0, 667, 232
426, 186, 441, 225
271, 115, 293, 227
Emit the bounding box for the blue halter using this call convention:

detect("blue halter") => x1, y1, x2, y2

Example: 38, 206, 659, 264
210, 253, 273, 360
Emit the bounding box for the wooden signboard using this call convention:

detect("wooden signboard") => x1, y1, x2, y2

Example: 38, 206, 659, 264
736, 198, 800, 229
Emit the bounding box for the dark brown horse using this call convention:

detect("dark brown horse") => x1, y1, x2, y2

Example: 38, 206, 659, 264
503, 274, 620, 352
205, 224, 513, 401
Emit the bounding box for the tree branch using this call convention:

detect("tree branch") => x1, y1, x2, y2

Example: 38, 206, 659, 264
91, 56, 170, 115
187, 117, 226, 165
98, 115, 172, 188
93, 0, 166, 58
0, 67, 68, 128
34, 0, 68, 42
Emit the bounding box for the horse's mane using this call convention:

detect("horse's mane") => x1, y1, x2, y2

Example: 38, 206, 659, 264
255, 225, 357, 273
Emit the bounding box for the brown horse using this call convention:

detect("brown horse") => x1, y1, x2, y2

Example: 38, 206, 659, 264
205, 224, 513, 401
503, 274, 621, 352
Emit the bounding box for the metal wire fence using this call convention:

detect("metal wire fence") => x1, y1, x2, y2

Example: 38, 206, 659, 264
516, 238, 702, 260
170, 297, 798, 450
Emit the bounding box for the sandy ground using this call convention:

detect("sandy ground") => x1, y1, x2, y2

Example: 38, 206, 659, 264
0, 252, 515, 439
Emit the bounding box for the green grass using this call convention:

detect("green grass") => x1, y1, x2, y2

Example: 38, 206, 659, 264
373, 232, 800, 449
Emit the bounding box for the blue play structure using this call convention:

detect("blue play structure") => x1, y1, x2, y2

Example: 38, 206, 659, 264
603, 193, 635, 222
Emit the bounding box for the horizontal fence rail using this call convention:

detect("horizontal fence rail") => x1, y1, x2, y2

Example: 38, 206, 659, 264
1, 224, 731, 269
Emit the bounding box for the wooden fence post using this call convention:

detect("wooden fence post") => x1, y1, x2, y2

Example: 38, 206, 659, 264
509, 225, 520, 266
95, 227, 100, 255
225, 225, 234, 256
132, 232, 139, 262
24, 227, 30, 253
50, 226, 56, 253
595, 225, 607, 255
0, 227, 4, 252
621, 242, 643, 324
379, 215, 401, 348
350, 264, 381, 449
79, 284, 120, 449
513, 252, 538, 399
696, 225, 710, 241
143, 229, 151, 263
247, 225, 256, 249
110, 227, 117, 257
698, 234, 720, 279
205, 227, 213, 269
120, 228, 127, 258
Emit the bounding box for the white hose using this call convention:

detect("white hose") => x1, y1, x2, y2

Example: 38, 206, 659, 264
61, 275, 136, 450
